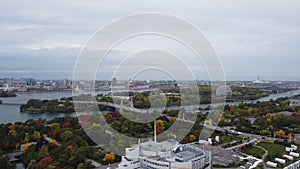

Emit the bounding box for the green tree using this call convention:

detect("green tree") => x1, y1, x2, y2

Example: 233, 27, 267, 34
24, 133, 29, 143
33, 131, 41, 141
60, 130, 74, 142
77, 163, 84, 169
0, 156, 15, 169
50, 123, 60, 131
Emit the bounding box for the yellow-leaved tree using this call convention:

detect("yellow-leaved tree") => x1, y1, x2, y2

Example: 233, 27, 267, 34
49, 139, 57, 145
275, 130, 286, 138
77, 163, 84, 169
156, 120, 165, 134
23, 143, 32, 151
103, 152, 115, 163
189, 134, 197, 142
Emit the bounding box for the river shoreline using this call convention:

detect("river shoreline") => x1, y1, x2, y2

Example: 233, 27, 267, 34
0, 90, 299, 124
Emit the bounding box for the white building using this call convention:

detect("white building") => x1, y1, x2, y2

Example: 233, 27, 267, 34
283, 160, 300, 169
117, 140, 212, 169
283, 154, 294, 161
117, 120, 212, 169
286, 145, 298, 152
289, 152, 300, 158
266, 161, 278, 168
275, 158, 286, 164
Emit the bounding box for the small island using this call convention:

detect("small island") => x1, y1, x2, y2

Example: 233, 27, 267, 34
20, 98, 75, 113
0, 91, 17, 97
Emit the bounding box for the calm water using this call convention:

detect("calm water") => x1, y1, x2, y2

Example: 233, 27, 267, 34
0, 91, 110, 123
0, 90, 299, 124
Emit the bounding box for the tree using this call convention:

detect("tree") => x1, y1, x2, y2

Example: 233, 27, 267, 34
49, 139, 57, 145
103, 152, 115, 163
62, 122, 72, 128
15, 143, 20, 150
156, 120, 165, 134
8, 125, 17, 137
50, 123, 60, 131
77, 163, 84, 169
8, 129, 17, 138
23, 143, 32, 151
33, 131, 41, 141
189, 134, 197, 142
60, 130, 74, 142
27, 99, 43, 108
39, 156, 53, 166
275, 130, 286, 138
24, 133, 29, 143
0, 156, 15, 169
69, 148, 86, 168
287, 133, 292, 139
261, 130, 271, 136
169, 117, 177, 124
38, 145, 49, 159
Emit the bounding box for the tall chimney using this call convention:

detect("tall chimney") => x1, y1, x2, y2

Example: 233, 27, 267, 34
154, 120, 157, 143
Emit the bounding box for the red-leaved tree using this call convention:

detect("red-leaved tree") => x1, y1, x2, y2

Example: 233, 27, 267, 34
39, 157, 53, 165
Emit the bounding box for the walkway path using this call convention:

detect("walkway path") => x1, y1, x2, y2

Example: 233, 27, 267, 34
226, 139, 258, 150
254, 145, 268, 167
85, 158, 102, 168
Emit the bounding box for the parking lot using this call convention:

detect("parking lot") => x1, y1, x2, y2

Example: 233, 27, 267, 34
194, 143, 240, 166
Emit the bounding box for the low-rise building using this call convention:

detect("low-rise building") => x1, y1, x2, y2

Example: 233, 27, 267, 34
117, 140, 212, 169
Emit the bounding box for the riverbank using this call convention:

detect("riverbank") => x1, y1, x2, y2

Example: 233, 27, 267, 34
0, 91, 17, 97
0, 89, 299, 124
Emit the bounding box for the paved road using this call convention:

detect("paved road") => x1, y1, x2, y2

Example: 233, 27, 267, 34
72, 101, 147, 113
85, 158, 102, 168
226, 139, 259, 150
96, 163, 119, 169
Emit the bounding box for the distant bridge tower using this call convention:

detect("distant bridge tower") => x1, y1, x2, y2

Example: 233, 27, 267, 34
178, 109, 193, 122
290, 91, 293, 106
154, 120, 157, 143
289, 91, 300, 106
114, 96, 134, 112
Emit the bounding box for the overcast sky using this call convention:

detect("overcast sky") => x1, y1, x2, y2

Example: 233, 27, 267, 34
0, 0, 300, 81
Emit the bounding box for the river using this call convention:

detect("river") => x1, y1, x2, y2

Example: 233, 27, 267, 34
0, 90, 299, 124
1, 90, 299, 169
0, 91, 109, 123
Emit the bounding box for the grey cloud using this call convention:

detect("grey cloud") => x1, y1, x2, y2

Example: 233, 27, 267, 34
0, 0, 300, 80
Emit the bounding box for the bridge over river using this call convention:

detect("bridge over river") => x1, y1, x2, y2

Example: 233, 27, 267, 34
72, 101, 147, 114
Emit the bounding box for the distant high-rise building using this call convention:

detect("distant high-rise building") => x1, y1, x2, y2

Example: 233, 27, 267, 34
24, 78, 37, 86
112, 77, 117, 86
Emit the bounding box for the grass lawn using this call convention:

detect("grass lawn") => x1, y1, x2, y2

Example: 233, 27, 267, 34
213, 135, 243, 146
256, 142, 285, 161
243, 146, 265, 158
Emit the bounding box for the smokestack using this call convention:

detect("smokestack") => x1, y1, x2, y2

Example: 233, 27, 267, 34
154, 120, 157, 143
